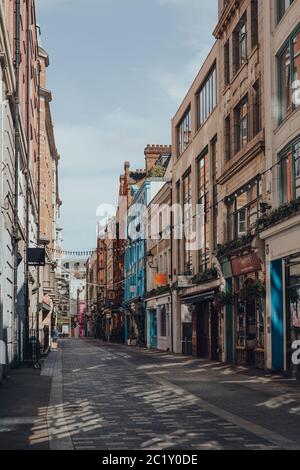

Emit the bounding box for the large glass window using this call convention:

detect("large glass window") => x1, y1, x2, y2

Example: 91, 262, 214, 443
177, 108, 192, 157
228, 179, 262, 241
286, 256, 300, 371
197, 152, 210, 272
197, 65, 217, 127
278, 28, 300, 123
277, 0, 294, 24
234, 96, 249, 153
235, 273, 265, 350
211, 137, 219, 251
183, 172, 193, 275
280, 137, 300, 203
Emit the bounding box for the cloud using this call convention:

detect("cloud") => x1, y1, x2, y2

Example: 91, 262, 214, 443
152, 0, 217, 104
57, 107, 170, 248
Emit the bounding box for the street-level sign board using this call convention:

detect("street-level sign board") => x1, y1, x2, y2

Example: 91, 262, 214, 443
27, 248, 46, 267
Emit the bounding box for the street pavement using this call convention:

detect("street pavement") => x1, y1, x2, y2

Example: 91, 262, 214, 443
1, 338, 300, 450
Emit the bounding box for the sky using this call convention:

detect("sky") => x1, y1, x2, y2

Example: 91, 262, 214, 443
36, 0, 218, 250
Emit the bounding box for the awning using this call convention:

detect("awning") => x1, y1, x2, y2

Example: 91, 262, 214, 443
181, 290, 215, 305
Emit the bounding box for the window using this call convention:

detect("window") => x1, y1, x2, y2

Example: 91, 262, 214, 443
227, 179, 262, 241
183, 172, 193, 275
234, 96, 249, 153
235, 273, 265, 349
251, 0, 258, 49
224, 41, 230, 87
177, 108, 192, 157
277, 0, 294, 24
160, 306, 167, 337
176, 180, 181, 274
197, 152, 210, 272
280, 137, 300, 204
233, 15, 247, 73
225, 114, 231, 161
211, 138, 219, 251
197, 65, 217, 127
253, 80, 261, 136
278, 28, 300, 123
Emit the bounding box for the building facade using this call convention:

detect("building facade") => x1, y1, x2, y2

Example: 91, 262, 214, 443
145, 165, 173, 351
214, 0, 266, 368
171, 43, 222, 359
261, 0, 300, 377
123, 145, 171, 346
0, 1, 62, 379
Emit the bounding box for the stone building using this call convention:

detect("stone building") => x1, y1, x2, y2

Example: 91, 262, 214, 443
214, 0, 266, 368
261, 0, 300, 377
171, 42, 222, 359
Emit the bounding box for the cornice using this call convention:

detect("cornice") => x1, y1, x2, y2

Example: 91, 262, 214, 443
214, 0, 241, 39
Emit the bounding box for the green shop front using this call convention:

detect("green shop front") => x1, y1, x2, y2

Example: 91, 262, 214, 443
221, 250, 266, 369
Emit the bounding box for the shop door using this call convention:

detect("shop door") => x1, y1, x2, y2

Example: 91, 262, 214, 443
211, 306, 219, 361
245, 302, 256, 366
149, 310, 157, 349
182, 323, 192, 355
197, 303, 210, 358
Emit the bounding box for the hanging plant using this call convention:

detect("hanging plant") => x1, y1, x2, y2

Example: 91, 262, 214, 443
288, 288, 300, 304
213, 291, 233, 310
238, 280, 265, 304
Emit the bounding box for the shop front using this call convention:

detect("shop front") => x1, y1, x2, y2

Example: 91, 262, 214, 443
261, 213, 300, 377
221, 251, 265, 368
146, 294, 172, 351
181, 290, 221, 361
124, 300, 146, 347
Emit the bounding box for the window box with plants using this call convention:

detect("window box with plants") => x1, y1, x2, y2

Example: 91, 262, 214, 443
212, 291, 233, 312
216, 233, 254, 259
191, 267, 218, 285
256, 198, 300, 231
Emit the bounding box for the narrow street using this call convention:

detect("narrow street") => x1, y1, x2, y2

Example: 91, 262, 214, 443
1, 339, 300, 451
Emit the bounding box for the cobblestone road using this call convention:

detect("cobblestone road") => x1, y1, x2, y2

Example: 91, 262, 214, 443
36, 339, 300, 450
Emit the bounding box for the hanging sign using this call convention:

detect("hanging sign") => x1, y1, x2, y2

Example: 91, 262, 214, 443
27, 248, 46, 267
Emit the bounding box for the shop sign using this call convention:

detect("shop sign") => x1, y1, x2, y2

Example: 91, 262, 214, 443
220, 260, 232, 279
27, 248, 46, 266
154, 273, 168, 287
231, 253, 262, 277
177, 275, 193, 288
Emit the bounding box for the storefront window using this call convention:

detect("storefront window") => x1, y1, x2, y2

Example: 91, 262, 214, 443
235, 273, 265, 350
286, 257, 300, 370
160, 306, 167, 337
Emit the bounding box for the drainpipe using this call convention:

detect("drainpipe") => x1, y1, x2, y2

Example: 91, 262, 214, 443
13, 0, 21, 362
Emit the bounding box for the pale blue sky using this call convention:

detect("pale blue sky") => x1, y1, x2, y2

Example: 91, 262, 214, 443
36, 0, 217, 250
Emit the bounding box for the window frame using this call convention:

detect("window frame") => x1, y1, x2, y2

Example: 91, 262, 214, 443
177, 107, 192, 158
279, 135, 300, 204
197, 149, 210, 273
276, 0, 294, 25
277, 24, 300, 124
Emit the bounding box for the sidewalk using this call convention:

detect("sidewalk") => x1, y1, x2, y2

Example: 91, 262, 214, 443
0, 355, 54, 450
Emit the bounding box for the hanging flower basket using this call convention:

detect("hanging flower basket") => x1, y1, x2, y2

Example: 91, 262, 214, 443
213, 291, 233, 311
238, 280, 266, 304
